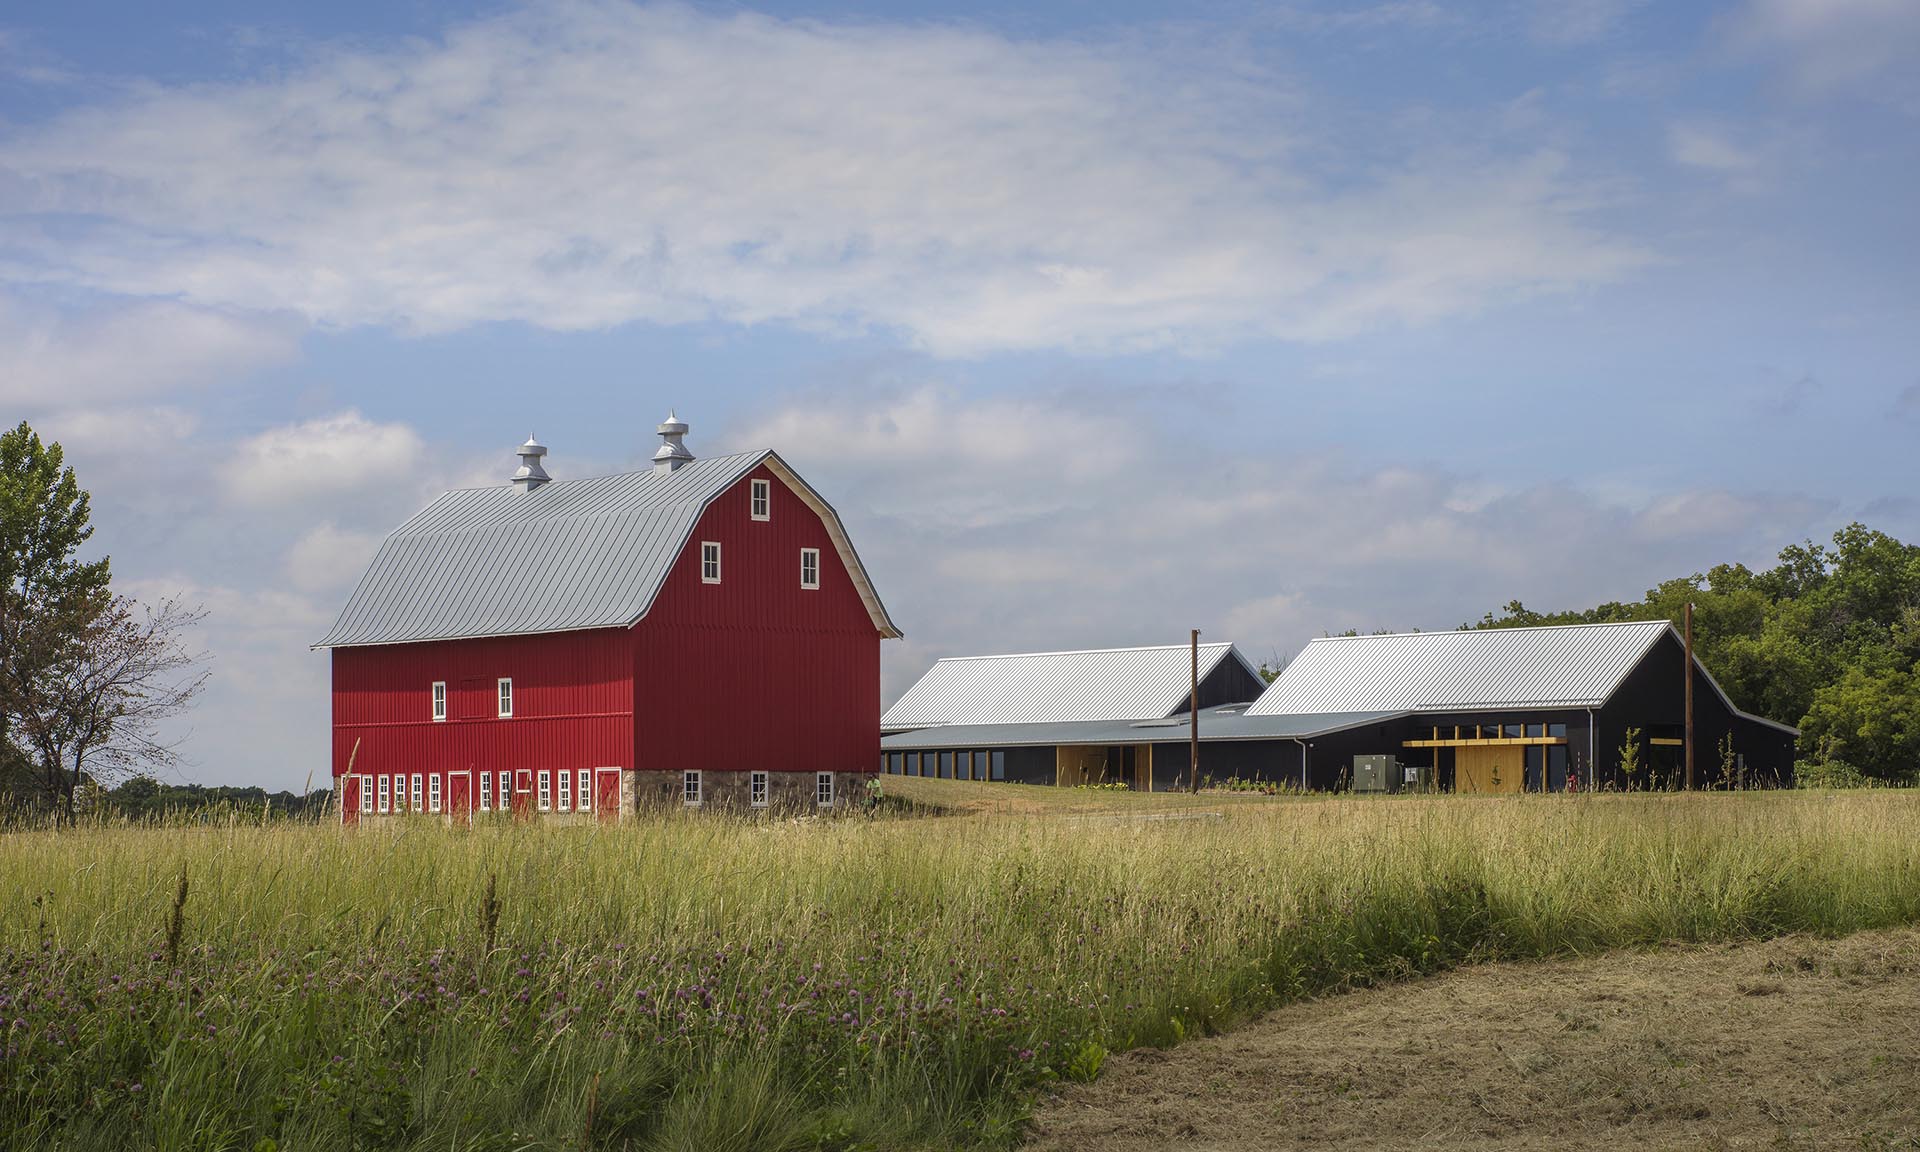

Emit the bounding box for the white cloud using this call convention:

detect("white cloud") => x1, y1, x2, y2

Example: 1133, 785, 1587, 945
119, 576, 335, 789
1728, 0, 1920, 105
0, 295, 297, 406
1667, 122, 1761, 173
284, 521, 384, 594
0, 2, 1649, 355
222, 410, 425, 507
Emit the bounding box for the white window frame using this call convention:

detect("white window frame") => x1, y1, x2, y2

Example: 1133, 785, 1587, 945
537, 769, 552, 811
557, 768, 571, 812
429, 773, 442, 813
360, 776, 373, 814
576, 768, 592, 812
479, 770, 492, 812
701, 541, 722, 584
377, 774, 390, 814
431, 681, 447, 722
800, 548, 820, 590
750, 478, 770, 521
682, 770, 702, 806
506, 770, 519, 807
750, 770, 769, 808
411, 773, 424, 812
816, 772, 834, 808
497, 677, 513, 718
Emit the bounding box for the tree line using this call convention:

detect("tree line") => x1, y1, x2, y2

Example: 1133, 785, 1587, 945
1473, 523, 1919, 783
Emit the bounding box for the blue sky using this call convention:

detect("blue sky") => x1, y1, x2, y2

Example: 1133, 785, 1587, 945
3, 0, 1916, 788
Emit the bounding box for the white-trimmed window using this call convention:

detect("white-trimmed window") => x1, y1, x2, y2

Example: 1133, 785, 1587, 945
576, 769, 592, 812
360, 777, 373, 814
701, 542, 722, 584
682, 770, 702, 806
479, 771, 492, 812
411, 773, 424, 812
750, 770, 769, 808
431, 681, 447, 721
429, 774, 442, 813
816, 772, 834, 808
557, 769, 572, 812
750, 478, 770, 521
377, 774, 391, 814
501, 771, 514, 807
800, 548, 820, 590
537, 769, 552, 811
497, 678, 514, 718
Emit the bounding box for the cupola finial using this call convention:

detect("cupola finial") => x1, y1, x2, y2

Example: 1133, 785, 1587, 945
653, 410, 693, 473
511, 434, 551, 492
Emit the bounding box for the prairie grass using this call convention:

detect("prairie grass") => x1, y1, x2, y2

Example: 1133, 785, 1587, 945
2, 789, 1917, 1151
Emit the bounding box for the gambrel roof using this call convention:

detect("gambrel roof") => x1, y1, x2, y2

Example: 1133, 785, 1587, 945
1247, 620, 1796, 733
315, 450, 899, 648
881, 642, 1262, 731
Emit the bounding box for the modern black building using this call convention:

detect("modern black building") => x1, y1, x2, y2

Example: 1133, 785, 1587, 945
881, 622, 1799, 791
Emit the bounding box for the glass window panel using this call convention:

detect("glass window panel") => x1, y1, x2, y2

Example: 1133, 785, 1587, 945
1504, 723, 1524, 738
1548, 722, 1568, 739
939, 752, 953, 779
1526, 723, 1544, 738
991, 751, 1006, 781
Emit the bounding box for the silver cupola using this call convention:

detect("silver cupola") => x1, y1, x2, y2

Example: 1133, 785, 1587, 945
510, 435, 551, 492
652, 411, 693, 473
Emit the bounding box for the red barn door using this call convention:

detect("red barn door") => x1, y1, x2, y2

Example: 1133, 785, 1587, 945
448, 771, 471, 826
341, 776, 361, 826
594, 768, 621, 822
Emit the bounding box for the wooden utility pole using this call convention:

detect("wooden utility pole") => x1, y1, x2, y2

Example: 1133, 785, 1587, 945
1684, 601, 1695, 791
1190, 628, 1201, 794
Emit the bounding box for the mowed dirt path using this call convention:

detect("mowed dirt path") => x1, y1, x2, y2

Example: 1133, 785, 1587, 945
1025, 928, 1920, 1151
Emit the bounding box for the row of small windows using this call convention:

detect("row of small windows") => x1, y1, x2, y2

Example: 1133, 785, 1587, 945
677, 770, 835, 808
883, 750, 1007, 781
430, 678, 512, 722
699, 541, 821, 590
360, 768, 601, 814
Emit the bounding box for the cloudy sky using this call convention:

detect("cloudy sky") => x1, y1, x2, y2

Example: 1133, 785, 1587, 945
3, 0, 1916, 789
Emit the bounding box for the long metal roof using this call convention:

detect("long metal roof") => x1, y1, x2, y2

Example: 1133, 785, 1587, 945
1247, 621, 1797, 733
881, 642, 1262, 731
315, 449, 900, 647
881, 709, 1407, 750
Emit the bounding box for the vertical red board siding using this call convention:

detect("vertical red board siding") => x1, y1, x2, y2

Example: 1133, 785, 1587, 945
632, 464, 881, 775
330, 629, 634, 794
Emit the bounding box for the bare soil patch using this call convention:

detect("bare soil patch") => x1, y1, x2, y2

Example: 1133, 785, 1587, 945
1026, 927, 1920, 1151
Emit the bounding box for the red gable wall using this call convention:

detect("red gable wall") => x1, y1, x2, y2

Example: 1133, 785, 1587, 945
631, 463, 880, 775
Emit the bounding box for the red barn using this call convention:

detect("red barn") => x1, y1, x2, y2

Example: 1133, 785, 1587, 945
317, 414, 901, 823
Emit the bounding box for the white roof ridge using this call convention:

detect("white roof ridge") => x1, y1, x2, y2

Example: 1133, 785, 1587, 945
1306, 619, 1665, 643
934, 641, 1236, 663
430, 447, 771, 495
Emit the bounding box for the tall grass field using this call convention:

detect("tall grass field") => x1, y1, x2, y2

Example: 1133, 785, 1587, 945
3, 789, 1918, 1151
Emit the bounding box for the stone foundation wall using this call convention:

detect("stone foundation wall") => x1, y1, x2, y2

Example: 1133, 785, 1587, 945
633, 769, 878, 815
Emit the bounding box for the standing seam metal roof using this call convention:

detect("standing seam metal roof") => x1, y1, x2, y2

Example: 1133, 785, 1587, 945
1247, 621, 1796, 733
314, 450, 900, 647
880, 642, 1261, 730
880, 710, 1407, 750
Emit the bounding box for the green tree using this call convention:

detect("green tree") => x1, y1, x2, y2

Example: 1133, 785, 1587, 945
0, 422, 205, 818
0, 422, 112, 812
